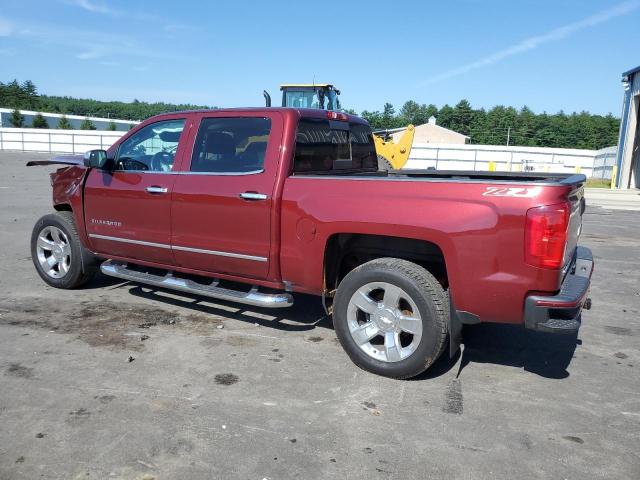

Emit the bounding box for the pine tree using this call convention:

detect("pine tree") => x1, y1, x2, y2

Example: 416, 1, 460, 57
80, 118, 96, 130
21, 80, 38, 109
10, 108, 24, 127
32, 113, 49, 128
58, 115, 72, 129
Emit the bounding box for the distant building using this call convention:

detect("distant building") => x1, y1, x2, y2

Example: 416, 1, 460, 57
615, 66, 640, 189
392, 116, 469, 145
0, 108, 138, 131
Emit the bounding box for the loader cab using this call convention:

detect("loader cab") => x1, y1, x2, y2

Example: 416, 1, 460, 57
280, 84, 341, 111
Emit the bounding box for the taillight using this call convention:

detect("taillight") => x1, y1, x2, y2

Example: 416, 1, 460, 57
327, 111, 348, 121
525, 203, 569, 269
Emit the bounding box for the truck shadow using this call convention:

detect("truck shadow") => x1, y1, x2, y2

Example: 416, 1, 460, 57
125, 286, 333, 332
113, 278, 579, 380
456, 323, 581, 379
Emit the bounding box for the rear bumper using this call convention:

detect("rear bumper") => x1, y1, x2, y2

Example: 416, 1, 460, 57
524, 246, 593, 334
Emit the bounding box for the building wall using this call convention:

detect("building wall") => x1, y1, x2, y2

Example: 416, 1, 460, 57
391, 123, 468, 144
0, 108, 139, 132
592, 146, 618, 180
616, 71, 640, 189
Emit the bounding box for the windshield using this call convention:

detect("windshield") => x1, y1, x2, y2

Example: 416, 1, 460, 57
283, 88, 339, 110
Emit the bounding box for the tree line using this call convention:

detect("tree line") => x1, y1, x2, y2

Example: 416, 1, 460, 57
1, 79, 620, 149
0, 79, 211, 129
356, 100, 620, 150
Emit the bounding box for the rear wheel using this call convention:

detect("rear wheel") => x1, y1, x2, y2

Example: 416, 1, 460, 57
31, 211, 98, 289
333, 258, 448, 379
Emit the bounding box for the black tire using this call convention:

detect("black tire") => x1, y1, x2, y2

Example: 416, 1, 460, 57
31, 211, 98, 289
333, 258, 448, 379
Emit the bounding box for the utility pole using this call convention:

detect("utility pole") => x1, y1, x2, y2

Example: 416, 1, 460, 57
506, 126, 511, 146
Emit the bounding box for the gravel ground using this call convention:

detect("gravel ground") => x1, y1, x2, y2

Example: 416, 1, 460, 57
1, 151, 639, 480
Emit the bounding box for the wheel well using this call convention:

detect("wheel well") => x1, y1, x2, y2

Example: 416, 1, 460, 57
323, 234, 448, 294
53, 204, 72, 212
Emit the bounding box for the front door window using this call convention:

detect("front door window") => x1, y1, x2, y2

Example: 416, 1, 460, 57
115, 119, 185, 172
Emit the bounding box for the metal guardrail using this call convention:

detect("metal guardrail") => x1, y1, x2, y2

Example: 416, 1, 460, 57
0, 128, 124, 154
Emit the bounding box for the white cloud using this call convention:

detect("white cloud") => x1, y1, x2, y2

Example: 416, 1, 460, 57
4, 18, 185, 63
63, 0, 121, 15
76, 48, 107, 60
420, 1, 640, 85
62, 0, 159, 22
0, 17, 14, 36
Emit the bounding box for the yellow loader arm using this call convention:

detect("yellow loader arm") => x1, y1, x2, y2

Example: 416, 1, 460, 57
373, 125, 415, 170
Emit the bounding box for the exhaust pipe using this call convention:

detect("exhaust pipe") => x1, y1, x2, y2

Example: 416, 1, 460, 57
263, 90, 271, 107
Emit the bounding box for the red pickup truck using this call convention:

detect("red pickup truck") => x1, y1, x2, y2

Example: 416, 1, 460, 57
29, 108, 593, 379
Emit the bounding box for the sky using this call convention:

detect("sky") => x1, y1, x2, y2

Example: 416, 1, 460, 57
0, 0, 639, 116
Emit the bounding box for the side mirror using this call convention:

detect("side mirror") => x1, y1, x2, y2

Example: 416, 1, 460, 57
83, 149, 108, 169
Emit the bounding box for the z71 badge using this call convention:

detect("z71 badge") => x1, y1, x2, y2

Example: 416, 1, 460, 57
482, 186, 542, 198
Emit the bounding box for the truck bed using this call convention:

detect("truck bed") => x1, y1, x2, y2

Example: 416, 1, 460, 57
391, 170, 586, 184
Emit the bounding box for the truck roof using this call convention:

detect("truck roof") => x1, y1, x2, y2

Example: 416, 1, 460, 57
144, 107, 367, 125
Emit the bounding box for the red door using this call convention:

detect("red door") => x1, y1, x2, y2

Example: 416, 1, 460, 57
84, 117, 190, 265
170, 112, 283, 280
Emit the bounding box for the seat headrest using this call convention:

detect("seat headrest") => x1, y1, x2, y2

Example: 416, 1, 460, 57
159, 130, 181, 142
205, 132, 235, 156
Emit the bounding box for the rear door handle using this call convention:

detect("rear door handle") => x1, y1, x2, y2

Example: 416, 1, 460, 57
239, 192, 267, 201
146, 186, 168, 194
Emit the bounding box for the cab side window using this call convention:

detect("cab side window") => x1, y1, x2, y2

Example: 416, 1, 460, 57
190, 117, 272, 173
115, 119, 185, 172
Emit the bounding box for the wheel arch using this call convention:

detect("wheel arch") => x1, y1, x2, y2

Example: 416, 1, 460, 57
323, 233, 450, 294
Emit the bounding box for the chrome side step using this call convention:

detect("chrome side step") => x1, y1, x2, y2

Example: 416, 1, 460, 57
100, 260, 293, 309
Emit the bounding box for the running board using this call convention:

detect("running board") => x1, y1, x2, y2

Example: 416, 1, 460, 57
100, 260, 293, 308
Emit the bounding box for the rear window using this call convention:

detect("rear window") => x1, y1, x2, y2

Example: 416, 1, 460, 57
190, 117, 271, 173
293, 119, 377, 174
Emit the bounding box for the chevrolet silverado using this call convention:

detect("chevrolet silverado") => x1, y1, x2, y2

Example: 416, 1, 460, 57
28, 108, 593, 378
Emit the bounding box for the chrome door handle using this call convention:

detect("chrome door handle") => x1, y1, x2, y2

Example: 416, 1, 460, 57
146, 186, 168, 194
239, 192, 267, 201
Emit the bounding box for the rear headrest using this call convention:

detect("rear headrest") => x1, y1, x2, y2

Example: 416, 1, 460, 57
205, 132, 235, 156
159, 130, 181, 142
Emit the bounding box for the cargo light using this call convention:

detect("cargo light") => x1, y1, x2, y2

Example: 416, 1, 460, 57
524, 202, 569, 269
327, 111, 348, 121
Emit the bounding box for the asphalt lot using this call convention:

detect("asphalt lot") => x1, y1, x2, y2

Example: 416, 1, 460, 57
1, 150, 639, 480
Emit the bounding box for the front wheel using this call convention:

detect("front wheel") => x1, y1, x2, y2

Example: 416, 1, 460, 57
333, 258, 448, 379
31, 211, 98, 289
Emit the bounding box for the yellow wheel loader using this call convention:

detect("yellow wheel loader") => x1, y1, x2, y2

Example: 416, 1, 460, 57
264, 84, 414, 170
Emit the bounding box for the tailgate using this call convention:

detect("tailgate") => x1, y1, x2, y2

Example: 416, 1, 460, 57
562, 185, 586, 279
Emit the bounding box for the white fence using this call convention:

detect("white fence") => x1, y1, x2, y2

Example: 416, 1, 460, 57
0, 128, 125, 154
405, 143, 604, 177
0, 126, 616, 178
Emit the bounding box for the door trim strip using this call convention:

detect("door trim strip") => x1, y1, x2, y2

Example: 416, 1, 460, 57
171, 244, 268, 262
88, 234, 268, 262
89, 234, 171, 249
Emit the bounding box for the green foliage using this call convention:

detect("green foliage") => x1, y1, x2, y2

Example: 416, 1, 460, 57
358, 99, 619, 150
586, 178, 611, 188
2, 78, 213, 122
1, 78, 621, 149
32, 112, 49, 129
107, 121, 117, 131
0, 79, 39, 110
10, 108, 24, 127
58, 115, 72, 130
80, 118, 96, 130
